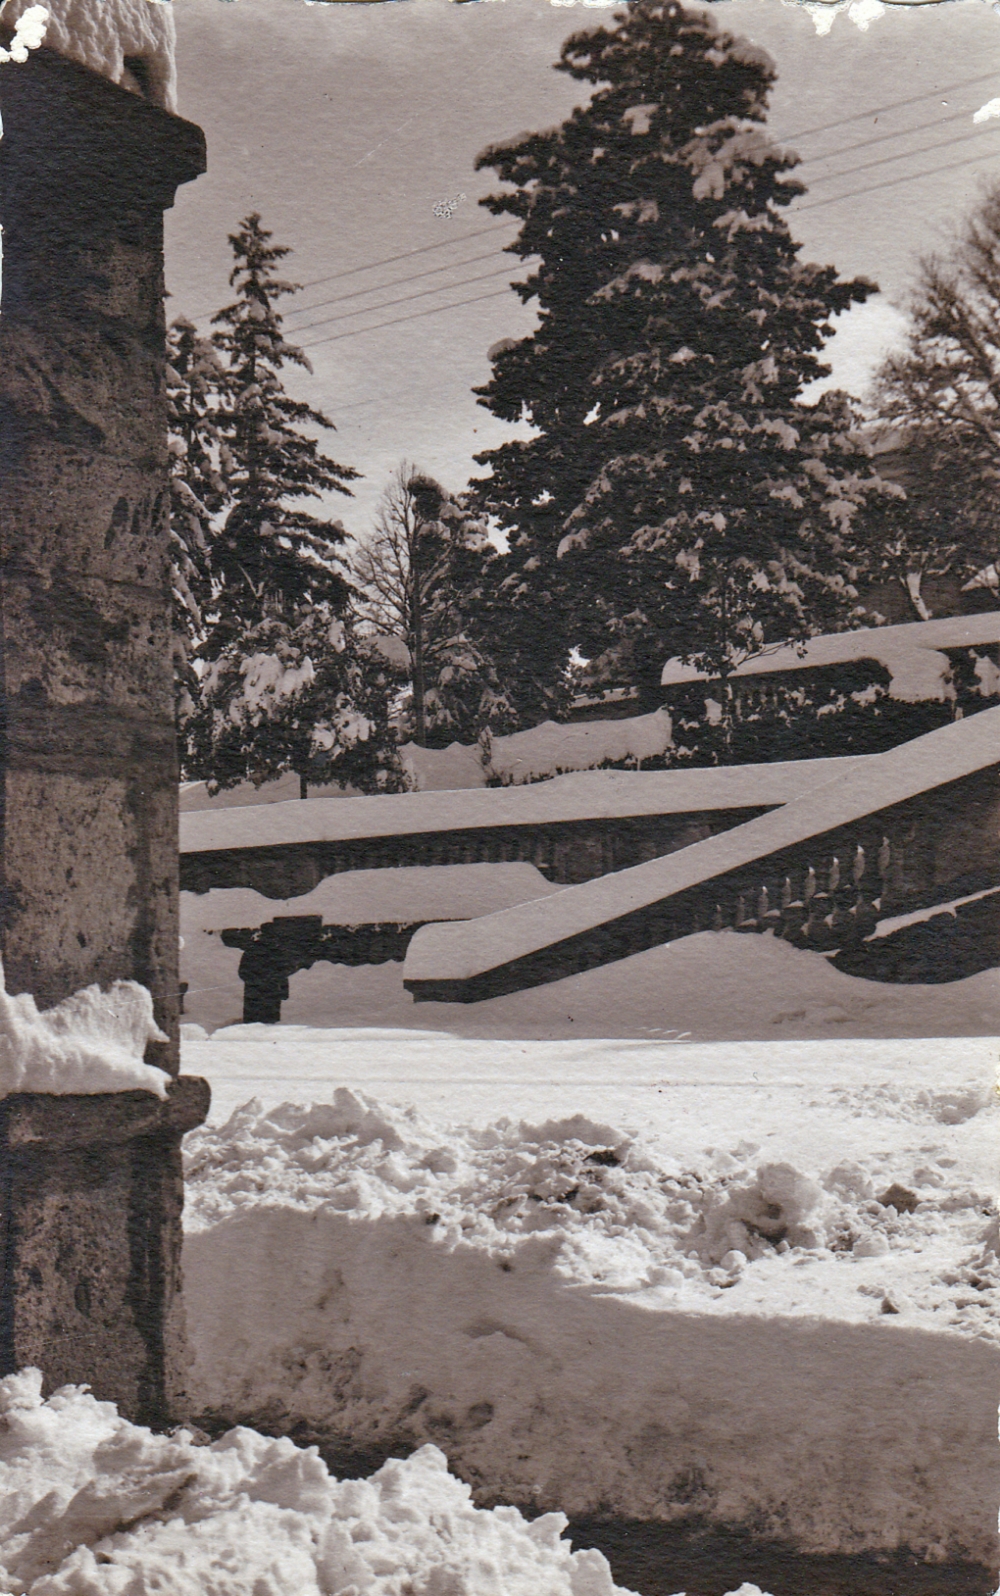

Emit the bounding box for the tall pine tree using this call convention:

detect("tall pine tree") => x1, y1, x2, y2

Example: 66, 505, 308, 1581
472, 0, 893, 725
205, 212, 358, 648
166, 316, 225, 717
178, 215, 404, 794
871, 181, 1000, 615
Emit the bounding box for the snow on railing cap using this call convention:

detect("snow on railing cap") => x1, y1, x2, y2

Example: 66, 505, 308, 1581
0, 0, 177, 113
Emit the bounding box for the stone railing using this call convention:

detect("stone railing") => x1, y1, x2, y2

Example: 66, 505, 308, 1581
403, 710, 1000, 1004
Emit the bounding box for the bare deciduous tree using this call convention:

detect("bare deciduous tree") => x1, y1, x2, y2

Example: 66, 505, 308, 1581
873, 183, 1000, 614
351, 464, 504, 747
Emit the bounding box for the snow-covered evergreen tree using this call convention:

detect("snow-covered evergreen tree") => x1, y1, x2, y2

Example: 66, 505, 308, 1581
177, 214, 404, 794
166, 317, 225, 717
205, 212, 358, 652
181, 606, 406, 796
472, 0, 894, 725
871, 181, 1000, 614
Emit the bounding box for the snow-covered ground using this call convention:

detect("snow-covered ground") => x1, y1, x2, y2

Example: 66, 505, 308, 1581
180, 1026, 999, 1569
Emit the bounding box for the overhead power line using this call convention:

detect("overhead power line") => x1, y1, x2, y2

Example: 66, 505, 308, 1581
780, 67, 1000, 145
301, 159, 1000, 350
184, 221, 515, 324
803, 122, 1000, 190
178, 77, 1000, 328
802, 101, 988, 170
299, 286, 517, 353
793, 146, 1000, 214
283, 246, 514, 323
290, 263, 525, 339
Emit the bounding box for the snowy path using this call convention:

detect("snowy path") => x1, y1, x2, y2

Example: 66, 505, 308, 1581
189, 1025, 997, 1150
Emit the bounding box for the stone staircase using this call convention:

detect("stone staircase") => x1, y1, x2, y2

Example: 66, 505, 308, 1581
402, 708, 1000, 1004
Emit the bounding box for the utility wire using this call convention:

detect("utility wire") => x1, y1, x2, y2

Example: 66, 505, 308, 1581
251, 124, 994, 340
780, 67, 1000, 145
290, 264, 525, 339
290, 126, 992, 338
793, 146, 1000, 213
177, 77, 1000, 342
283, 246, 515, 322
180, 78, 1000, 328
184, 221, 515, 323
299, 286, 517, 352
802, 121, 1000, 189
301, 153, 1000, 346
799, 101, 989, 170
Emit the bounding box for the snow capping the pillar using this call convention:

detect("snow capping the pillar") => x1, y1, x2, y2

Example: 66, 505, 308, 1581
1, 0, 177, 111
0, 960, 170, 1097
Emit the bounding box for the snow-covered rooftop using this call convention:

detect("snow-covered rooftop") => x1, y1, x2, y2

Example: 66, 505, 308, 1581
659, 612, 1000, 703
180, 754, 864, 858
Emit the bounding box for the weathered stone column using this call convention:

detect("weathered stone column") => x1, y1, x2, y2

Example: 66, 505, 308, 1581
0, 1079, 210, 1430
0, 42, 209, 1425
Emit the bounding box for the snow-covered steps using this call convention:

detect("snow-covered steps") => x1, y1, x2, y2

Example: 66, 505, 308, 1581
180, 755, 865, 897
403, 709, 1000, 1003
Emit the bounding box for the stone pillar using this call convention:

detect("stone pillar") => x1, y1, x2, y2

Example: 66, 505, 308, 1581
0, 1079, 210, 1430
0, 44, 209, 1422
0, 41, 204, 1056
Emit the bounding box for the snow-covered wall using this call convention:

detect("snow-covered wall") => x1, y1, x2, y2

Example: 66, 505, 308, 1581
181, 756, 862, 857
403, 707, 1000, 996
183, 864, 560, 937
1, 0, 177, 112
398, 711, 675, 791
660, 612, 1000, 704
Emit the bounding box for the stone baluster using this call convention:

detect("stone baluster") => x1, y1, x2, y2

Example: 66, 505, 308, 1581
780, 870, 807, 942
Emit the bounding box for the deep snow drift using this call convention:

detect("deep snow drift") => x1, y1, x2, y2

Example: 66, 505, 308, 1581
0, 1367, 649, 1595
181, 1040, 1000, 1566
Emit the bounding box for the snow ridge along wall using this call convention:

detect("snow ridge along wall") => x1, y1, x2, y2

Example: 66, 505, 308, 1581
403, 707, 1000, 1001
181, 1085, 1000, 1573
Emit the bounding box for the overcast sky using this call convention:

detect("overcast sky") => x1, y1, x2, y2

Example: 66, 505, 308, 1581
166, 0, 1000, 541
